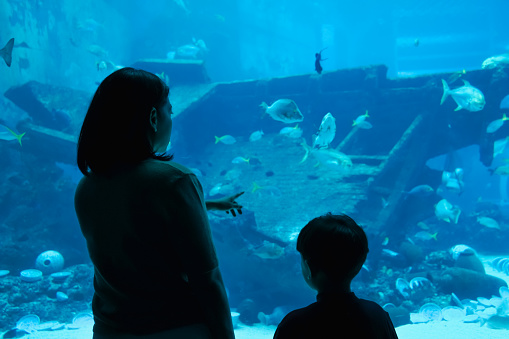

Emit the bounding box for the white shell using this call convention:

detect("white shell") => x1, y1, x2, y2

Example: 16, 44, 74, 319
16, 314, 40, 333
419, 303, 443, 322
442, 306, 465, 321
50, 271, 72, 282
56, 291, 69, 301
20, 269, 43, 282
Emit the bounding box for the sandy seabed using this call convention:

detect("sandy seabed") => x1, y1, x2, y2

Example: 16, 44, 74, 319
5, 254, 508, 339
4, 321, 508, 339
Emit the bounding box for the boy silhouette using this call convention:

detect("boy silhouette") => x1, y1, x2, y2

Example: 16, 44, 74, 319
274, 213, 398, 338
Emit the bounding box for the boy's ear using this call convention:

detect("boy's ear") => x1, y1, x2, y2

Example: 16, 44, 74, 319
149, 107, 158, 128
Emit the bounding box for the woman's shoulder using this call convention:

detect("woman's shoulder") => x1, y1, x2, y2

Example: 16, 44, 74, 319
139, 160, 197, 185
143, 159, 193, 176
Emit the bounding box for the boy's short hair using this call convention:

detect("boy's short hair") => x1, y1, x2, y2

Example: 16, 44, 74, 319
297, 213, 369, 281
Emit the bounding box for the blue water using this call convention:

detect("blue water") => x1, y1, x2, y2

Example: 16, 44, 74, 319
1, 0, 509, 336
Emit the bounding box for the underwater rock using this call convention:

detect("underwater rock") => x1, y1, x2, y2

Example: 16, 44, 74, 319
428, 267, 508, 299
35, 250, 64, 274
4, 81, 89, 134
230, 311, 240, 329
237, 298, 259, 326
383, 304, 410, 327
257, 306, 290, 326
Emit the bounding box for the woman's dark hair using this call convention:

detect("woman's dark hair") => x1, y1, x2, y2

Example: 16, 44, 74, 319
77, 67, 172, 176
297, 213, 369, 281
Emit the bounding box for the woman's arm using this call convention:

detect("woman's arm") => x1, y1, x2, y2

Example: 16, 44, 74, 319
206, 191, 244, 217
169, 174, 235, 339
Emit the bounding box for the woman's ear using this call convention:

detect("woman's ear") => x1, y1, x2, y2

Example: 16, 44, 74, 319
149, 107, 158, 132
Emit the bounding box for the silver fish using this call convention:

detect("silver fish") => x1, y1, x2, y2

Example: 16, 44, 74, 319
482, 54, 509, 69
441, 79, 485, 112
486, 114, 508, 133
435, 199, 461, 223
260, 99, 303, 123
313, 112, 336, 148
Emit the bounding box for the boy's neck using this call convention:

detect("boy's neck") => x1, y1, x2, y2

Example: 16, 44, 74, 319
313, 275, 351, 294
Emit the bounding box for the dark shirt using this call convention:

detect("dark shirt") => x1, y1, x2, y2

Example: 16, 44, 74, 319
274, 292, 398, 339
75, 160, 219, 335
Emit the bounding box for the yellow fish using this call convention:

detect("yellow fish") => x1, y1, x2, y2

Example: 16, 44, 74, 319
0, 124, 25, 146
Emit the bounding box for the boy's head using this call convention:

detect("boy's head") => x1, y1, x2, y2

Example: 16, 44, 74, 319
297, 213, 369, 284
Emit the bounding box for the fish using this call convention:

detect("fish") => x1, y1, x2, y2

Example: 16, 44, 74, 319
76, 18, 103, 32
260, 99, 303, 123
252, 182, 263, 193
311, 148, 352, 170
434, 199, 461, 223
494, 137, 509, 158
404, 184, 434, 197
251, 240, 285, 259
155, 71, 170, 85
215, 135, 236, 145
209, 183, 235, 196
353, 111, 369, 125
477, 216, 500, 230
417, 222, 429, 230
315, 48, 327, 74
500, 95, 509, 109
490, 165, 509, 176
251, 182, 281, 196
225, 168, 242, 181
0, 38, 14, 67
443, 178, 463, 194
87, 44, 108, 57
354, 121, 372, 129
381, 237, 389, 246
486, 114, 508, 133
173, 0, 191, 15
450, 244, 476, 261
0, 124, 25, 145
441, 79, 485, 112
249, 130, 264, 142
232, 156, 249, 164
446, 69, 467, 84
414, 231, 438, 241
96, 60, 122, 72
381, 197, 389, 209
279, 124, 302, 138
312, 112, 336, 149
175, 44, 202, 59
482, 54, 509, 69
382, 249, 400, 257
301, 139, 352, 169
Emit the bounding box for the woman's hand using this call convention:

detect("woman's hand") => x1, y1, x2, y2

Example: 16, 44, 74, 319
206, 192, 244, 217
